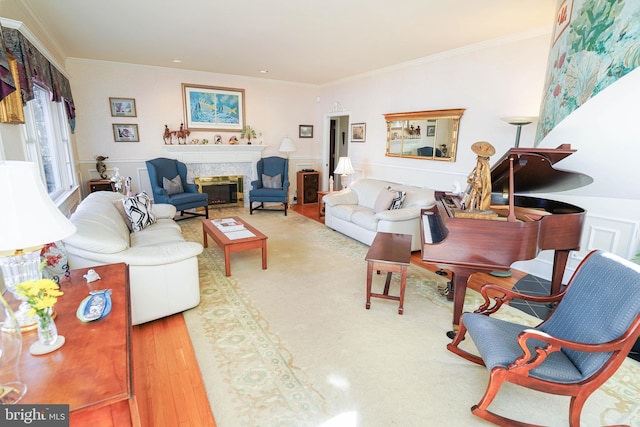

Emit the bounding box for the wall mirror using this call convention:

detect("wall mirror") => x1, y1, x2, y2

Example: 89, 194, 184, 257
384, 108, 465, 161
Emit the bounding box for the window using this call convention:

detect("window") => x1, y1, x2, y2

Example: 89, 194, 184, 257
23, 85, 76, 200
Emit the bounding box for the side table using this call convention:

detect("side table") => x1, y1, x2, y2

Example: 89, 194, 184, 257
10, 263, 139, 426
317, 190, 329, 217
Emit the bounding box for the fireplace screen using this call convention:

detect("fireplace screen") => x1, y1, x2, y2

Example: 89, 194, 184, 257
195, 175, 244, 207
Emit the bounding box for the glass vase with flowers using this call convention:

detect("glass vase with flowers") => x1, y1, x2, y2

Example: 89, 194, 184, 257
14, 278, 65, 354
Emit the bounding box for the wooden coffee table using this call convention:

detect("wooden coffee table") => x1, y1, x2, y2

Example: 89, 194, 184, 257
202, 216, 268, 276
365, 232, 412, 314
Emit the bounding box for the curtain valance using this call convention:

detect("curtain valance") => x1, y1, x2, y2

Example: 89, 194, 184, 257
0, 26, 76, 131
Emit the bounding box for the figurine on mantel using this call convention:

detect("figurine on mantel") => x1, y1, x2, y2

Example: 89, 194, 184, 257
163, 125, 172, 144
171, 123, 191, 144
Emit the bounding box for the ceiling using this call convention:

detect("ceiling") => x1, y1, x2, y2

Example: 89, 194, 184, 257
18, 0, 556, 85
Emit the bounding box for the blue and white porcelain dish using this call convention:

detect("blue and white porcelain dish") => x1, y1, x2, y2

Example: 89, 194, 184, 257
76, 289, 112, 322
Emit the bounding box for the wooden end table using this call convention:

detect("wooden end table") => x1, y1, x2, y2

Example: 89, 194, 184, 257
8, 263, 139, 426
317, 191, 329, 217
202, 216, 268, 276
365, 232, 412, 314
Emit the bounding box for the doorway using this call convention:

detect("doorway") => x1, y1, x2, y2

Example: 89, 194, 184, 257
323, 113, 350, 190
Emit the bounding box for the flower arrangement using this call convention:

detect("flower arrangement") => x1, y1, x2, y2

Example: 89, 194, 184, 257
240, 125, 257, 144
15, 278, 63, 331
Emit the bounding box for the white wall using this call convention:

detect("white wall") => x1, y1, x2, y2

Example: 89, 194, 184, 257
66, 59, 322, 196
317, 31, 551, 192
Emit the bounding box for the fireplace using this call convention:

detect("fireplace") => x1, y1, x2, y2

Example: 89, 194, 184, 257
195, 175, 244, 207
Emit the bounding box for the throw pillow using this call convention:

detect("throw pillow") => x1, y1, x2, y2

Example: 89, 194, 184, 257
387, 186, 407, 210
373, 189, 395, 213
40, 241, 70, 284
163, 174, 184, 195
123, 192, 157, 232
262, 173, 282, 189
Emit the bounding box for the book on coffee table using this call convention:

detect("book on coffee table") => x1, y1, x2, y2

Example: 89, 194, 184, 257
212, 218, 245, 232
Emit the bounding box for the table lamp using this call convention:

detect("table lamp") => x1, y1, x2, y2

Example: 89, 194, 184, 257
334, 157, 354, 189
279, 137, 296, 158
0, 161, 77, 327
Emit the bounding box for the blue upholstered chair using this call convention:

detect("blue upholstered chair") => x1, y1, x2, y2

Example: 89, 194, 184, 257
447, 250, 640, 427
145, 157, 208, 220
249, 156, 290, 216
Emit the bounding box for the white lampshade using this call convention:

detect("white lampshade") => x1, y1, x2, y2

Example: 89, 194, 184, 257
334, 157, 354, 175
0, 161, 76, 253
279, 137, 296, 154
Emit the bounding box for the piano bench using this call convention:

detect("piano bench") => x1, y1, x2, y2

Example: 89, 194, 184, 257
364, 232, 412, 314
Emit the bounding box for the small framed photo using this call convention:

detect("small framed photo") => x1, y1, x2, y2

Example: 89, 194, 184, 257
109, 97, 137, 117
299, 125, 313, 138
426, 125, 436, 137
351, 122, 366, 142
113, 124, 139, 142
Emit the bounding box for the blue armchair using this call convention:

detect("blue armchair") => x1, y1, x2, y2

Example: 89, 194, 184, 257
145, 157, 209, 220
447, 250, 640, 427
249, 156, 290, 216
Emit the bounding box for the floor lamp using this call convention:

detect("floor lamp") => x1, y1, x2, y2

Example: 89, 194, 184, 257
334, 157, 354, 189
502, 116, 537, 147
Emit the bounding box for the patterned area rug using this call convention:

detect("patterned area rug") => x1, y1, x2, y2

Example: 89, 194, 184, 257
181, 209, 640, 427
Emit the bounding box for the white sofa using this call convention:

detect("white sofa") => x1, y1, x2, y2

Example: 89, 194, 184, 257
63, 191, 203, 325
323, 178, 436, 251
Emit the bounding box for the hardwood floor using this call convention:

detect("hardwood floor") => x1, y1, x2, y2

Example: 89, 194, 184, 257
132, 314, 216, 426
131, 201, 518, 427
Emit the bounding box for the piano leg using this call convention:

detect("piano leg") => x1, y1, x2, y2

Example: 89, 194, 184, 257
447, 268, 475, 339
550, 250, 571, 295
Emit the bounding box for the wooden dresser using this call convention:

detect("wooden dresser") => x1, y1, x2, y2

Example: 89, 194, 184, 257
13, 263, 139, 426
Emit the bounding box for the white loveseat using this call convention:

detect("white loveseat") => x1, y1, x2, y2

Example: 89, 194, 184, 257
323, 178, 436, 251
63, 191, 203, 325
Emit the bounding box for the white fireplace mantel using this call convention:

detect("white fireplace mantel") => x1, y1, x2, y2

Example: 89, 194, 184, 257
163, 144, 267, 164
163, 145, 268, 208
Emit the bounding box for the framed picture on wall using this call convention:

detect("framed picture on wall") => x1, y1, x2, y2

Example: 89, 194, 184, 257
299, 125, 313, 138
109, 97, 137, 117
182, 83, 245, 131
426, 125, 435, 137
351, 123, 366, 142
113, 124, 139, 142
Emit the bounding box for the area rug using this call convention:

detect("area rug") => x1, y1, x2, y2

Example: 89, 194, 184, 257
182, 209, 640, 427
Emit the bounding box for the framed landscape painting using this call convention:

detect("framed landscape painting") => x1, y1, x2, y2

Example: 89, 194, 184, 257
182, 84, 245, 131
113, 124, 139, 142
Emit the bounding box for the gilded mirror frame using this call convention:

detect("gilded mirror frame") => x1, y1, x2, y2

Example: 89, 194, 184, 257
384, 108, 465, 161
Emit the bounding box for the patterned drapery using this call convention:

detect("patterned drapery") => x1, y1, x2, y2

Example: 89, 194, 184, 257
0, 26, 76, 132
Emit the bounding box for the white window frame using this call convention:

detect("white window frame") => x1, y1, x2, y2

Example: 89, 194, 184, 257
22, 84, 77, 202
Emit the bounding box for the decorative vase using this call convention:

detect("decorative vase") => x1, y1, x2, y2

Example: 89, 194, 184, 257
37, 310, 58, 346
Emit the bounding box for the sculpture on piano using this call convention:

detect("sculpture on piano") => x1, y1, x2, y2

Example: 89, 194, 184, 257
462, 141, 495, 212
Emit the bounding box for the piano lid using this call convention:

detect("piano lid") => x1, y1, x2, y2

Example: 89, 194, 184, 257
491, 144, 593, 195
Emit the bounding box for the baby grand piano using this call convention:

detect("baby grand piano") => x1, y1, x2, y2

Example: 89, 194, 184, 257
420, 144, 592, 338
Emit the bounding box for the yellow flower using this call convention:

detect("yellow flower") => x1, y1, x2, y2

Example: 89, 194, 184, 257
14, 278, 63, 319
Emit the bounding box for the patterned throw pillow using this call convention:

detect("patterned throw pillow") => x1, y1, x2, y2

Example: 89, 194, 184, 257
387, 186, 407, 210
123, 192, 157, 232
163, 174, 184, 195
262, 174, 282, 189
40, 241, 70, 284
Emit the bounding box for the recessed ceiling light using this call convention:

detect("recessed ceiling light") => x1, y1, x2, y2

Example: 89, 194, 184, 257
172, 59, 182, 63
259, 70, 269, 74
